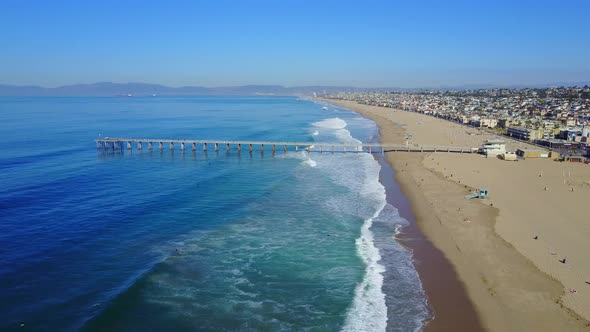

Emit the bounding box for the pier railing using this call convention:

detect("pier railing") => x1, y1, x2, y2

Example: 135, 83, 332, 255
96, 138, 478, 154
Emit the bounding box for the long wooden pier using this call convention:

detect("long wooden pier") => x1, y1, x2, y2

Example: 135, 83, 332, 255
96, 137, 478, 154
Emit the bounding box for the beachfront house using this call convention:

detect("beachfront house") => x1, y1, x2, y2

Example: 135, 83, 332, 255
480, 139, 506, 156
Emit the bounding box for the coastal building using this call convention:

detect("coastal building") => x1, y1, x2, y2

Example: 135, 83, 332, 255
498, 118, 512, 129
559, 128, 583, 141
536, 139, 573, 149
481, 118, 498, 128
471, 118, 498, 128
516, 149, 549, 159
480, 139, 506, 156
507, 127, 543, 141
499, 152, 517, 161
324, 87, 590, 148
566, 118, 577, 127
565, 155, 588, 163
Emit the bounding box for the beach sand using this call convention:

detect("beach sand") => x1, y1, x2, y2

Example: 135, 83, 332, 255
326, 99, 590, 331
377, 156, 483, 331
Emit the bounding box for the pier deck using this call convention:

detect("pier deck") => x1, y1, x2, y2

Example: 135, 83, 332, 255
96, 137, 478, 154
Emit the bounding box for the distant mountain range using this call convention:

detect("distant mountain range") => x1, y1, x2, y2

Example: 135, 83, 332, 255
0, 82, 376, 96
0, 81, 588, 96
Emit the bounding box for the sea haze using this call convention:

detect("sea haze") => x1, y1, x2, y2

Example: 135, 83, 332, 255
0, 96, 429, 331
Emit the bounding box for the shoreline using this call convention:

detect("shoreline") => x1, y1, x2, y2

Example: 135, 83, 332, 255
376, 155, 483, 331
324, 98, 590, 331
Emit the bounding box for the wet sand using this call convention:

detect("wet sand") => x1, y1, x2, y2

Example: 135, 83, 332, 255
377, 155, 483, 331
326, 99, 590, 331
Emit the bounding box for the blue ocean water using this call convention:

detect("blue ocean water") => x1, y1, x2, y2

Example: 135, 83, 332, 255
0, 96, 429, 331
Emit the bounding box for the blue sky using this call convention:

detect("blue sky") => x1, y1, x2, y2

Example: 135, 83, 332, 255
1, 0, 589, 88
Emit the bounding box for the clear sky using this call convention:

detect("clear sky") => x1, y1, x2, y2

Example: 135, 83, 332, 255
1, 0, 589, 88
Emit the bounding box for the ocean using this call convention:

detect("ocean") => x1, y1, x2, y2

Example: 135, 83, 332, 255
0, 96, 430, 331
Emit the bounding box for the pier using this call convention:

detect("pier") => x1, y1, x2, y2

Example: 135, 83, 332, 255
96, 137, 478, 154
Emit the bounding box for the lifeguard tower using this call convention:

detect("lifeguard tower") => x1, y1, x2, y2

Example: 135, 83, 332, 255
465, 188, 489, 199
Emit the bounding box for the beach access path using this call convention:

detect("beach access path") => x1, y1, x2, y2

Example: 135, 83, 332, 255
326, 99, 590, 332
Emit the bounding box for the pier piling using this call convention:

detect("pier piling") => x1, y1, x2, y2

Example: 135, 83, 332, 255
95, 138, 477, 157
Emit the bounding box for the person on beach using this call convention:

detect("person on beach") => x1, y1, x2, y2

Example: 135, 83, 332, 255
559, 257, 567, 264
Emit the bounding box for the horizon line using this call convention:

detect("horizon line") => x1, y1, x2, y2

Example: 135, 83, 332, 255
2, 80, 590, 91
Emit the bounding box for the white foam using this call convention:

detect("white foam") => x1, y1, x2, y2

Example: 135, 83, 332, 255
334, 128, 361, 146
303, 157, 317, 167
307, 117, 391, 331
310, 118, 362, 154
142, 111, 427, 331
312, 117, 347, 130
394, 224, 403, 237
342, 204, 388, 332
339, 160, 388, 332
281, 150, 318, 168
311, 130, 319, 136
297, 131, 389, 331
287, 114, 417, 331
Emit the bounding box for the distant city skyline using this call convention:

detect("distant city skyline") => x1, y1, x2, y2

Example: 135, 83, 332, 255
1, 0, 589, 88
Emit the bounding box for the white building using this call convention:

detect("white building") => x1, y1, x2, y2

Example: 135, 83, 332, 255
480, 139, 506, 156
480, 118, 498, 128
500, 152, 517, 161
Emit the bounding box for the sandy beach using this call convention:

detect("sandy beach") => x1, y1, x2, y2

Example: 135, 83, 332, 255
326, 99, 590, 331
